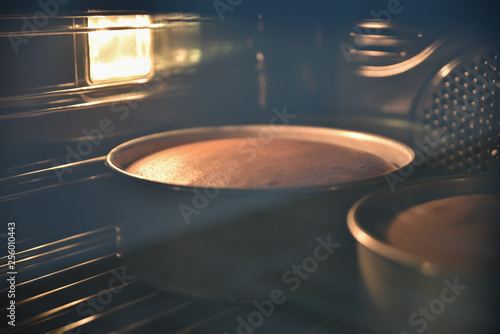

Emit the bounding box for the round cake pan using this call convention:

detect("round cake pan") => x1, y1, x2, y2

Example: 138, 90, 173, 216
106, 125, 414, 301
348, 174, 500, 334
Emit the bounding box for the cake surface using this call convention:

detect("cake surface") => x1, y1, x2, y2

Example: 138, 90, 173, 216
125, 138, 397, 189
386, 194, 500, 271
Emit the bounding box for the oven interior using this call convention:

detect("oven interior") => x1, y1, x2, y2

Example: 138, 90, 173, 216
1, 1, 499, 333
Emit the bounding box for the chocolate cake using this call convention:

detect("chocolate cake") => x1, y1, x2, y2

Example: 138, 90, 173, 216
386, 194, 500, 271
125, 138, 397, 189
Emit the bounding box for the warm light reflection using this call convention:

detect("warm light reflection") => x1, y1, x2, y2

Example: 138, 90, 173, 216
174, 48, 188, 62
256, 52, 266, 109
347, 132, 371, 141
354, 35, 400, 47
154, 18, 202, 71
356, 50, 402, 57
357, 21, 389, 30
439, 63, 453, 78
189, 49, 202, 63
87, 15, 153, 84
357, 39, 444, 77
171, 48, 202, 64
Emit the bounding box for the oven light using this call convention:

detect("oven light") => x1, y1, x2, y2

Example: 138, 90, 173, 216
87, 15, 153, 84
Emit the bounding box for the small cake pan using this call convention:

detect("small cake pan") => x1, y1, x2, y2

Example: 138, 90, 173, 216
106, 125, 414, 301
348, 174, 500, 334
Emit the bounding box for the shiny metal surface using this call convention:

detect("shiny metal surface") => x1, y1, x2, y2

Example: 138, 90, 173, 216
414, 47, 500, 174
106, 125, 415, 192
347, 174, 500, 334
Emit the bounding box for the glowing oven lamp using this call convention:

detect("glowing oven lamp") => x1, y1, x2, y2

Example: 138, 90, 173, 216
87, 15, 153, 84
